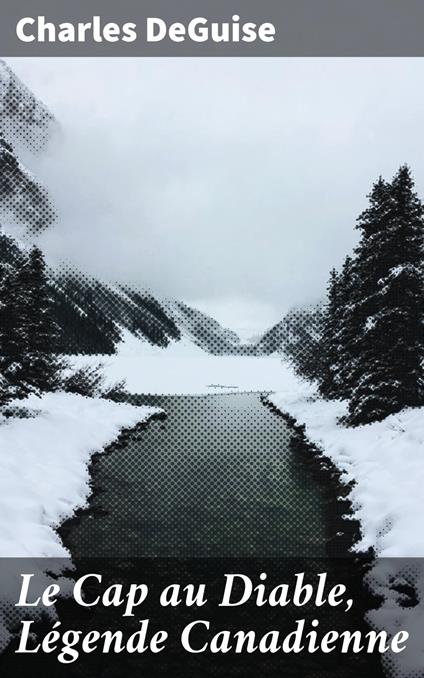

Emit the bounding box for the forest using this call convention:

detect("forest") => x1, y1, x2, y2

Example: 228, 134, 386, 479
317, 165, 424, 426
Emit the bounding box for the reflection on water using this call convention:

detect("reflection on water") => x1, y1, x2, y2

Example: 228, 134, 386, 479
64, 394, 329, 557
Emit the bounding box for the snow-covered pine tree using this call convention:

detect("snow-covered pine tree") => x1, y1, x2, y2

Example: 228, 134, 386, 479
319, 268, 342, 398
19, 246, 62, 392
0, 245, 62, 396
0, 244, 31, 398
319, 254, 359, 400
347, 166, 424, 425
0, 249, 14, 403
331, 254, 359, 400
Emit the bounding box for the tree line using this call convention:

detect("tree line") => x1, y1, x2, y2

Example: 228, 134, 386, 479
0, 244, 61, 403
318, 165, 424, 426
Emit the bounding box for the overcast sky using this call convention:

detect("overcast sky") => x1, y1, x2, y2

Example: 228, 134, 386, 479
8, 58, 424, 334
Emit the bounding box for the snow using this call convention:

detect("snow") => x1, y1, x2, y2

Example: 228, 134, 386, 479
269, 367, 424, 676
69, 331, 424, 557
0, 390, 160, 651
2, 343, 422, 671
269, 370, 424, 557
0, 391, 160, 557
0, 60, 11, 104
69, 330, 292, 395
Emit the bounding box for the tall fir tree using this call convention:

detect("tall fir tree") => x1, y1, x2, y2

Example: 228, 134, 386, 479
319, 255, 358, 400
338, 179, 393, 405
0, 246, 30, 397
20, 246, 62, 392
331, 254, 358, 400
0, 245, 62, 396
319, 268, 342, 398
347, 166, 424, 425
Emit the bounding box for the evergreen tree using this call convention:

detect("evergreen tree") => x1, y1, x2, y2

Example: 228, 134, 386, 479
319, 268, 342, 398
336, 179, 392, 404
20, 246, 62, 392
347, 166, 424, 425
0, 246, 30, 398
0, 246, 62, 396
331, 254, 358, 400
319, 255, 358, 400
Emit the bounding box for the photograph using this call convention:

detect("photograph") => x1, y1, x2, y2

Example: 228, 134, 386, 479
0, 12, 424, 677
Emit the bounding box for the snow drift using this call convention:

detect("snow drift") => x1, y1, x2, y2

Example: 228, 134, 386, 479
0, 391, 160, 557
269, 368, 424, 678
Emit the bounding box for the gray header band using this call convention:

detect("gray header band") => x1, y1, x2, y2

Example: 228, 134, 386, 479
1, 0, 424, 56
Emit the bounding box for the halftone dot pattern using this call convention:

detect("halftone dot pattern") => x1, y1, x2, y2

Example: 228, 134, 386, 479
63, 394, 336, 559
0, 137, 56, 232
0, 60, 57, 234
365, 559, 424, 678
0, 59, 417, 678
0, 59, 55, 154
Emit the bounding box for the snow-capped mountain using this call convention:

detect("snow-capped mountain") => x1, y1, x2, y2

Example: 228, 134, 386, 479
0, 230, 242, 357
0, 60, 56, 154
0, 137, 56, 233
256, 303, 325, 378
0, 62, 242, 357
52, 269, 181, 354
0, 61, 57, 233
163, 300, 242, 354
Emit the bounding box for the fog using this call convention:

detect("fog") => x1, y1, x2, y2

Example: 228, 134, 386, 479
8, 58, 424, 333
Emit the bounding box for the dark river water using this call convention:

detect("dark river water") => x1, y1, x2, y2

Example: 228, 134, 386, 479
63, 393, 329, 558
5, 393, 384, 678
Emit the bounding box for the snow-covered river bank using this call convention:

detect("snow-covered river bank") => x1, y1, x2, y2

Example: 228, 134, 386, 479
0, 391, 162, 651
53, 391, 383, 678
0, 392, 161, 558
0, 349, 421, 675
268, 375, 424, 678
61, 392, 332, 558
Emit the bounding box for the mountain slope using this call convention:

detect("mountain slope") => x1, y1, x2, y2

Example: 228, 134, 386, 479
0, 230, 243, 355
0, 61, 57, 234
0, 137, 56, 233
163, 300, 242, 355
51, 271, 181, 354
0, 61, 243, 357
51, 272, 246, 356
0, 60, 57, 154
257, 303, 325, 378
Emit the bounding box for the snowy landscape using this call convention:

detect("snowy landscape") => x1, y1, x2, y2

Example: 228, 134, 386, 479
1, 57, 424, 675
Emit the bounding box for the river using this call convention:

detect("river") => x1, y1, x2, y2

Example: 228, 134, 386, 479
48, 392, 383, 677
62, 393, 329, 558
